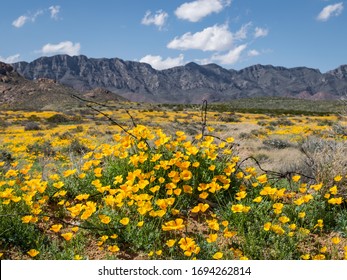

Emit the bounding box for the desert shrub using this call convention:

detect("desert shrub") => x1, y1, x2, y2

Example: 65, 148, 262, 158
269, 118, 294, 126
263, 138, 292, 150
67, 139, 89, 155
46, 114, 70, 124
252, 153, 269, 163
298, 137, 347, 192
332, 123, 347, 137
27, 115, 41, 122
257, 120, 267, 126
219, 113, 241, 123
0, 150, 14, 166
27, 141, 55, 157
70, 125, 84, 133
250, 129, 267, 137
24, 122, 41, 131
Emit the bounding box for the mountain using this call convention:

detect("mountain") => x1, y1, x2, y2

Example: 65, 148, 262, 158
0, 61, 127, 111
11, 55, 347, 103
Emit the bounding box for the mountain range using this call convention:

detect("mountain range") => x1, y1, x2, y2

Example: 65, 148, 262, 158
5, 55, 347, 104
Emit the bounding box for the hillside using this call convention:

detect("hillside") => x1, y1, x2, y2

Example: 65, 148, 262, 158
0, 62, 127, 111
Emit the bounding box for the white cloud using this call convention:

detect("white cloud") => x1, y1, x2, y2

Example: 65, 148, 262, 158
39, 41, 81, 56
49, 5, 61, 20
254, 27, 269, 38
140, 54, 185, 70
175, 0, 231, 22
211, 44, 247, 64
12, 10, 43, 28
317, 2, 343, 21
12, 16, 29, 28
0, 54, 21, 63
141, 10, 168, 30
248, 49, 260, 57
167, 24, 236, 52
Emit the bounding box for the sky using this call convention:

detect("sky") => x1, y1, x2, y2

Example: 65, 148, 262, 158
0, 0, 346, 72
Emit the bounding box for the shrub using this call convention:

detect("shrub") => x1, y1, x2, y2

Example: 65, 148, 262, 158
263, 138, 292, 150
299, 137, 347, 192
46, 114, 70, 124
24, 122, 41, 131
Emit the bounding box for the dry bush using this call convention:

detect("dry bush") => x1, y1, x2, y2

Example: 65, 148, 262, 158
298, 137, 347, 193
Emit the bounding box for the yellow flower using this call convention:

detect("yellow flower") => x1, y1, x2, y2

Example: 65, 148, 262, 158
208, 165, 216, 171
166, 239, 176, 247
331, 237, 341, 244
328, 197, 343, 205
334, 175, 342, 182
63, 169, 77, 177
235, 191, 247, 201
27, 249, 39, 258
162, 218, 185, 231
301, 254, 310, 260
310, 183, 323, 191
273, 203, 283, 214
53, 181, 64, 189
278, 216, 290, 224
137, 221, 144, 227
212, 252, 223, 260
71, 226, 79, 233
61, 232, 73, 241
74, 255, 83, 260
180, 170, 192, 181
99, 214, 111, 224
50, 224, 63, 233
75, 194, 90, 201
156, 250, 162, 256
120, 217, 130, 225
231, 204, 244, 213
256, 174, 268, 184
312, 254, 325, 260
289, 224, 297, 231
320, 247, 327, 253
206, 233, 218, 243
263, 222, 271, 231
314, 219, 324, 229
253, 196, 262, 203
21, 215, 33, 223
292, 175, 301, 182
108, 245, 120, 253
298, 212, 306, 218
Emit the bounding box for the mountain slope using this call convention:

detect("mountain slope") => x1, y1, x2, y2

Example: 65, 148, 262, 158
12, 55, 347, 103
0, 62, 127, 111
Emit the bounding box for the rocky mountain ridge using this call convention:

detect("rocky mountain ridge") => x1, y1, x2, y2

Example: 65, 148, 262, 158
10, 55, 347, 103
0, 61, 127, 110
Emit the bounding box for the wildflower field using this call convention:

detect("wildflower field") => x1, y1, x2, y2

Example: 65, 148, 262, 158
0, 102, 346, 260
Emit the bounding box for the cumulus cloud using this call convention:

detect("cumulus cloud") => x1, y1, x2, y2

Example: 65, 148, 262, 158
49, 5, 61, 20
248, 49, 260, 57
39, 41, 81, 56
317, 2, 343, 21
12, 10, 43, 28
211, 44, 247, 64
175, 0, 231, 22
141, 10, 168, 30
167, 24, 236, 52
254, 27, 269, 38
140, 54, 185, 70
0, 54, 21, 63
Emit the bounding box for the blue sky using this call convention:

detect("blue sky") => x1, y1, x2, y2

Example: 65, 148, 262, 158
0, 0, 345, 72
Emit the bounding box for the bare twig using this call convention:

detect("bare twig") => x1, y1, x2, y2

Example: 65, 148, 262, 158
201, 99, 208, 137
